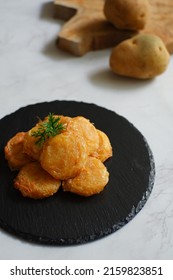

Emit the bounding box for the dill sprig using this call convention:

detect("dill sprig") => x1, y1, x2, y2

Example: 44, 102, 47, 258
31, 113, 65, 146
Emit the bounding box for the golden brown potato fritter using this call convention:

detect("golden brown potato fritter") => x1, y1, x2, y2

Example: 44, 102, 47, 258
62, 157, 109, 197
40, 130, 87, 180
67, 116, 99, 155
23, 128, 42, 161
4, 132, 32, 170
91, 129, 113, 162
5, 113, 113, 198
14, 162, 61, 199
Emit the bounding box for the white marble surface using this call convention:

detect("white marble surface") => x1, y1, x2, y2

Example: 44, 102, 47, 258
0, 0, 173, 260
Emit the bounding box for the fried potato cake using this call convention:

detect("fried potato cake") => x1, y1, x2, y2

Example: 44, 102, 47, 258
4, 132, 32, 170
14, 162, 61, 199
23, 124, 43, 161
44, 115, 72, 128
23, 115, 71, 161
62, 157, 109, 197
40, 130, 87, 180
67, 116, 99, 156
91, 129, 113, 162
5, 113, 113, 199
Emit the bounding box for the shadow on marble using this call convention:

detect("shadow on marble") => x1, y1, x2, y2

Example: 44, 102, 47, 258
41, 39, 75, 61
40, 2, 75, 61
39, 1, 57, 23
88, 68, 154, 92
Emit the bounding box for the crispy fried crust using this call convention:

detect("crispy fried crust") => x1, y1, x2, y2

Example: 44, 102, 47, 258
4, 132, 32, 170
40, 130, 87, 180
14, 162, 61, 199
23, 123, 43, 161
5, 114, 113, 198
91, 129, 113, 162
44, 115, 72, 127
62, 157, 109, 197
67, 116, 99, 155
23, 115, 72, 161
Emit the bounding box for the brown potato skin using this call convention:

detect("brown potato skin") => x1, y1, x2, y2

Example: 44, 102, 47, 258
14, 162, 61, 199
4, 132, 32, 170
62, 157, 109, 197
104, 0, 150, 30
110, 34, 170, 79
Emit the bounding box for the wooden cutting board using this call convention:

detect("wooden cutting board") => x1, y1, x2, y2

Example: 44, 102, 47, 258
54, 0, 173, 56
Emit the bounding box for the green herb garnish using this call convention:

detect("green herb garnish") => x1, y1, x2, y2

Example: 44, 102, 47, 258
31, 113, 65, 146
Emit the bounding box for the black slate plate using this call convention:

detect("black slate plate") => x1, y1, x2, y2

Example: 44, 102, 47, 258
0, 100, 155, 245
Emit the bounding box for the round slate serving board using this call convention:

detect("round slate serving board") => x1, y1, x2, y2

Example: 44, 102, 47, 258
0, 101, 155, 245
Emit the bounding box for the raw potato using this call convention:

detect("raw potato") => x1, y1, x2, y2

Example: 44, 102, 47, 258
110, 34, 170, 79
104, 0, 150, 30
